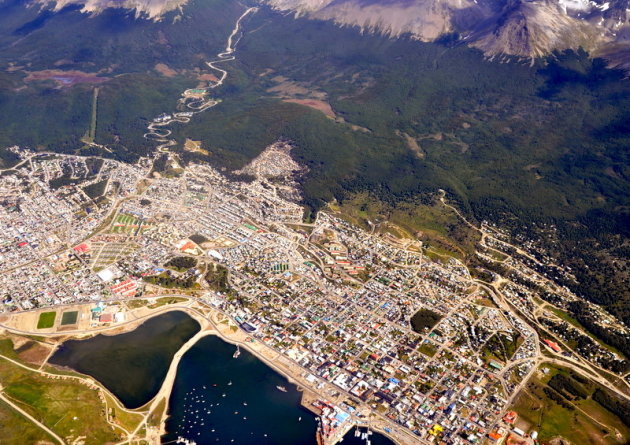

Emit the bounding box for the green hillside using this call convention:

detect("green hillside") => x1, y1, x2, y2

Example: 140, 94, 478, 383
0, 2, 627, 329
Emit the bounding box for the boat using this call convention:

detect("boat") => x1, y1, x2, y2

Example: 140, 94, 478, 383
233, 346, 241, 358
276, 385, 287, 392
227, 381, 232, 386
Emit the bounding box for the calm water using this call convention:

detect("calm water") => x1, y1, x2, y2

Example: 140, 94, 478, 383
50, 310, 200, 408
162, 335, 318, 444
341, 429, 397, 445
162, 335, 395, 445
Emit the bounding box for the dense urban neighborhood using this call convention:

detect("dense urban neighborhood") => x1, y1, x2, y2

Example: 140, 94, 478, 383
0, 145, 628, 445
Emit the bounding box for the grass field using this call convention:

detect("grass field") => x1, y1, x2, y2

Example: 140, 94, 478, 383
0, 354, 121, 444
147, 397, 166, 428
335, 193, 480, 261
60, 311, 79, 326
36, 312, 56, 329
482, 332, 523, 363
511, 365, 630, 444
110, 212, 155, 235
0, 338, 19, 359
126, 299, 148, 309
110, 212, 148, 234
103, 392, 144, 433
418, 341, 438, 358
148, 296, 188, 309
0, 398, 55, 445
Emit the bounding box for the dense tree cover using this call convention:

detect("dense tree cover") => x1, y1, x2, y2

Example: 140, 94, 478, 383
164, 256, 197, 272
188, 234, 209, 245
593, 389, 630, 428
543, 386, 575, 411
204, 264, 230, 293
82, 179, 107, 199
0, 3, 627, 330
410, 308, 442, 333
151, 154, 169, 173
0, 0, 244, 74
143, 271, 197, 289
548, 374, 588, 400
0, 0, 241, 158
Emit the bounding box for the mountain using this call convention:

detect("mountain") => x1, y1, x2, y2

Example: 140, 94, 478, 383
28, 0, 630, 64
0, 0, 627, 333
266, 0, 630, 64
31, 0, 188, 19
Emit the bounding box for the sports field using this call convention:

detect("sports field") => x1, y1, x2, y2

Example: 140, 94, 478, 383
36, 312, 56, 329
60, 311, 78, 326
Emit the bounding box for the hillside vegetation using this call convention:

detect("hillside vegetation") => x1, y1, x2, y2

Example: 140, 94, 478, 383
0, 3, 627, 329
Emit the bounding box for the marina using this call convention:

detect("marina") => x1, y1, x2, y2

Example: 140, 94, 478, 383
162, 335, 319, 444
162, 333, 396, 445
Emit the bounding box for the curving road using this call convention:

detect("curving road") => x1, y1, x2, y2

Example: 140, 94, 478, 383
142, 7, 258, 150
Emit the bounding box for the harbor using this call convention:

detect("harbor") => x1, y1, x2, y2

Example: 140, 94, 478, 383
162, 333, 396, 445
162, 334, 320, 444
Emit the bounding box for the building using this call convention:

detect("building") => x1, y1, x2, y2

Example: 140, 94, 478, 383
543, 339, 562, 353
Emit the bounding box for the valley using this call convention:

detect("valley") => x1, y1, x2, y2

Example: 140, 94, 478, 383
0, 0, 628, 443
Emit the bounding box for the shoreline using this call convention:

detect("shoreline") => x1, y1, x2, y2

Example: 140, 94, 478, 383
135, 304, 407, 445
0, 301, 406, 445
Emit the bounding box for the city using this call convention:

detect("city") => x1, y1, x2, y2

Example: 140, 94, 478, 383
0, 144, 628, 445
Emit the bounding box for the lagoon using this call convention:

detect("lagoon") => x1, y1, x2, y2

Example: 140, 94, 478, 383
49, 310, 200, 408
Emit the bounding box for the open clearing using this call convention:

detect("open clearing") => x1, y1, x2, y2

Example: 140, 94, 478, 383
283, 98, 335, 118
0, 336, 124, 444
511, 364, 630, 444
0, 398, 55, 445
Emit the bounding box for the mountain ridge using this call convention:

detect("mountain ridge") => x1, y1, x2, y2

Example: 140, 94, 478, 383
27, 0, 630, 66
266, 0, 630, 67
31, 0, 188, 19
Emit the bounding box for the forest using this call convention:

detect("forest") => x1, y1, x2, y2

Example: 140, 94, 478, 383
165, 256, 198, 272
204, 264, 230, 293
410, 308, 442, 333
0, 1, 627, 332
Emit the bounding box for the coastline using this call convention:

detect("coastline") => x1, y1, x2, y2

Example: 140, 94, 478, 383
137, 303, 407, 445
0, 300, 406, 445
